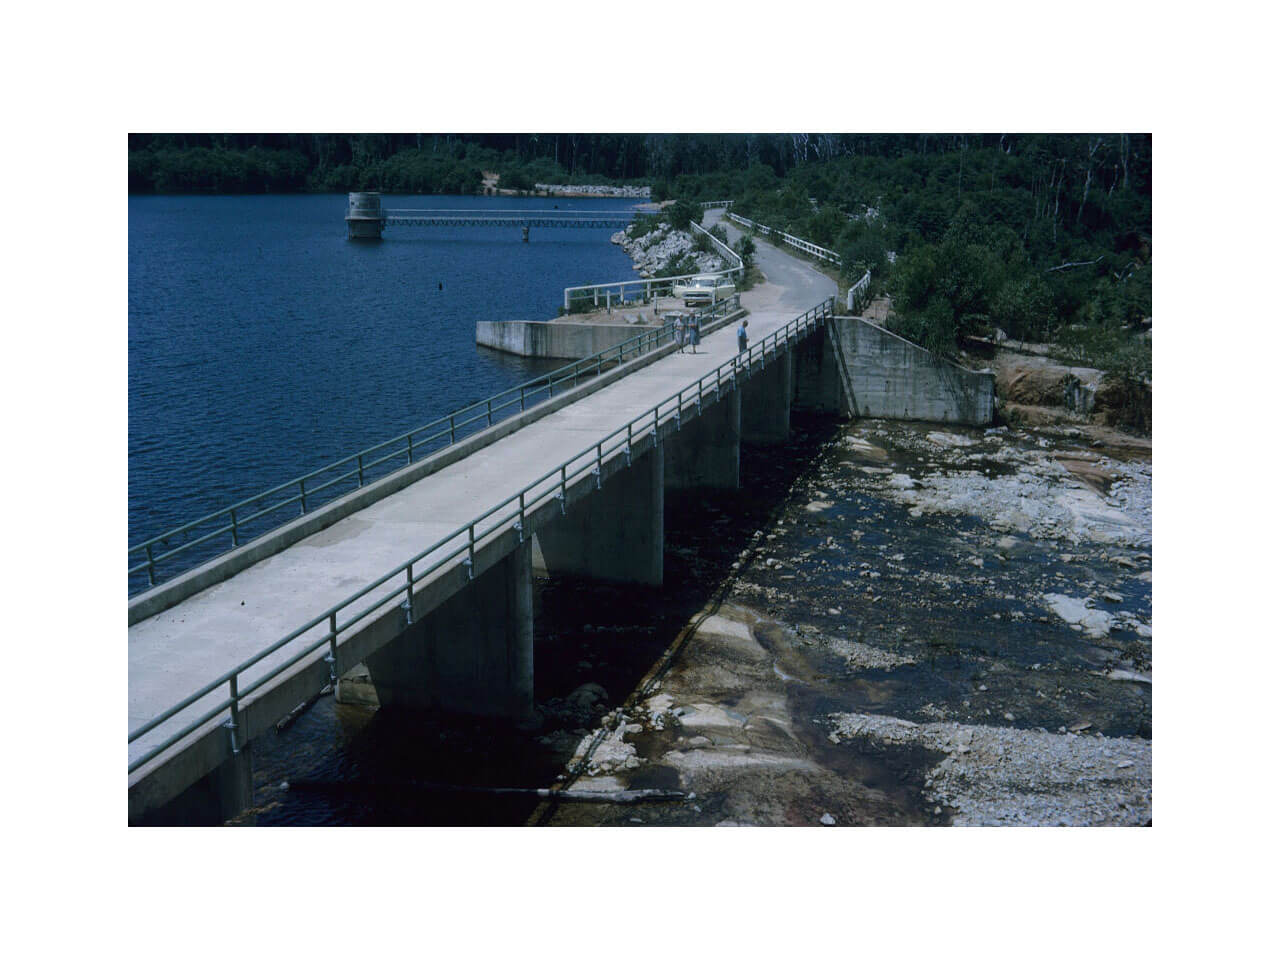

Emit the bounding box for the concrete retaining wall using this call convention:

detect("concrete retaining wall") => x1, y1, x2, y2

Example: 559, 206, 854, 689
476, 320, 652, 359
830, 316, 994, 425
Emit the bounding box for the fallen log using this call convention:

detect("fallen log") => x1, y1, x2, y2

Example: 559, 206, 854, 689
274, 683, 333, 733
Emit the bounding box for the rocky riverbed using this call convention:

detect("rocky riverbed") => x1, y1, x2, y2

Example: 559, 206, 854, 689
530, 416, 1152, 827
243, 413, 1151, 827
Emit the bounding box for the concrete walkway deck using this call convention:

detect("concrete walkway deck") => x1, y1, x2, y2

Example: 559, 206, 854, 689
128, 208, 836, 769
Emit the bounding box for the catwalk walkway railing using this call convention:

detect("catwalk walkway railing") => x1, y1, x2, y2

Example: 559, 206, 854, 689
128, 296, 835, 776
127, 295, 741, 596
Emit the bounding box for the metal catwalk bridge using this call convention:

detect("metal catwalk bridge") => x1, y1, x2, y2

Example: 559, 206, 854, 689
383, 208, 636, 229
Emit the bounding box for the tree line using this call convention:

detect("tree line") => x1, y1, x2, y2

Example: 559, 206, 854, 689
129, 133, 1151, 382
707, 135, 1151, 374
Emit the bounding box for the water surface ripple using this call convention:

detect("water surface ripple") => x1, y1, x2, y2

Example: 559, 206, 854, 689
129, 194, 638, 585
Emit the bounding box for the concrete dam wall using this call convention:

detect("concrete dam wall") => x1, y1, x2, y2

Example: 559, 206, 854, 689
829, 316, 995, 426
476, 320, 649, 360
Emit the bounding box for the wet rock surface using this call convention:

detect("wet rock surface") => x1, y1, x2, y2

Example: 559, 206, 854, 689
242, 414, 1151, 827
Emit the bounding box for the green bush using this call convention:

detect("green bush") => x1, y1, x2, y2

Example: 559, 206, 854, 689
627, 214, 664, 242
662, 199, 702, 231
656, 253, 700, 278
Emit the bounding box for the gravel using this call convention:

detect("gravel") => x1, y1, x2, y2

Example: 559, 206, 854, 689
828, 712, 1151, 826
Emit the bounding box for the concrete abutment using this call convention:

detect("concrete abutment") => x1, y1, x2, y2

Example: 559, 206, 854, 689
828, 316, 995, 425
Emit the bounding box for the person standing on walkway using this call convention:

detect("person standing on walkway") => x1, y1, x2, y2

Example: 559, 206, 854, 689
737, 318, 749, 354
688, 315, 700, 354
677, 314, 688, 353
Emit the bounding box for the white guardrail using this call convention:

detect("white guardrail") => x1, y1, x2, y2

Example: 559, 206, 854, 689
562, 220, 743, 311
561, 203, 870, 314
725, 211, 873, 313
726, 211, 873, 313
726, 212, 841, 265
846, 269, 872, 312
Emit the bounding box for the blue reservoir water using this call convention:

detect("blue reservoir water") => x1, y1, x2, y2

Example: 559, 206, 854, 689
128, 194, 639, 586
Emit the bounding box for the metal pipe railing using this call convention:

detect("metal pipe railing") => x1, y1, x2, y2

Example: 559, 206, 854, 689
128, 296, 741, 596
128, 296, 835, 776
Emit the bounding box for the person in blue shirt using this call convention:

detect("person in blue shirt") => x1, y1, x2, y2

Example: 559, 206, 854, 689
737, 318, 749, 353
688, 315, 700, 354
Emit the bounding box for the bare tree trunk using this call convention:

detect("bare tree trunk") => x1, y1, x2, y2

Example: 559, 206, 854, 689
1045, 255, 1104, 273
1079, 138, 1102, 222
1053, 160, 1063, 242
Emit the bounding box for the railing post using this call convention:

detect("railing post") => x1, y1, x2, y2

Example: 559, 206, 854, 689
404, 564, 414, 622
145, 543, 155, 586
326, 612, 338, 685
357, 454, 365, 487
487, 398, 493, 426
230, 508, 239, 547
299, 478, 307, 514
225, 675, 241, 754
449, 414, 456, 444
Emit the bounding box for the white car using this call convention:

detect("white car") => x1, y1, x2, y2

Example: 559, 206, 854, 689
673, 274, 735, 304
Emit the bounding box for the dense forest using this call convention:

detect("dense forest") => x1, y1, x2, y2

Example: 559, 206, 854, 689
129, 133, 1151, 385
